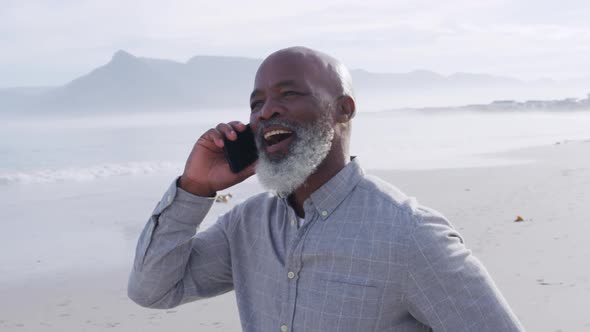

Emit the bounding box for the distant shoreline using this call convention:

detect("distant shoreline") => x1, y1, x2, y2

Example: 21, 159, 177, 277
388, 93, 590, 113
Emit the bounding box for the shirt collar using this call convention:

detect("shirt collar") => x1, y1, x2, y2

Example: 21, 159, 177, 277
305, 157, 364, 220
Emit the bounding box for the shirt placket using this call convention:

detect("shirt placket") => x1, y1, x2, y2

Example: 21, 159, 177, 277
278, 203, 318, 332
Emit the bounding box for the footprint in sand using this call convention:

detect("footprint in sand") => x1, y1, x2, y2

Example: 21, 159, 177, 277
105, 322, 121, 328
148, 312, 162, 320
536, 278, 564, 286
562, 168, 588, 176
57, 299, 71, 307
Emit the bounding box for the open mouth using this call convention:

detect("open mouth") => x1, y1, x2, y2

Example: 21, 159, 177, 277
263, 129, 293, 146
261, 127, 295, 156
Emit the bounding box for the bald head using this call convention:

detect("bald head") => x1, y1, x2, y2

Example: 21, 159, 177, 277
258, 46, 355, 102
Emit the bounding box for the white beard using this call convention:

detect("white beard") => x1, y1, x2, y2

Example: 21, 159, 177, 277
255, 115, 335, 196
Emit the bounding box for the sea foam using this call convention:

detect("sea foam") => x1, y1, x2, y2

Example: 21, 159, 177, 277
0, 161, 182, 185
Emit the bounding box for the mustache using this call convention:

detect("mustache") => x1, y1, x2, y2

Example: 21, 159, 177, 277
254, 119, 301, 154
255, 119, 299, 136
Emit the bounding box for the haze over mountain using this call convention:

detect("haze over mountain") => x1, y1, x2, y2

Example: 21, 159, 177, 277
1, 50, 589, 112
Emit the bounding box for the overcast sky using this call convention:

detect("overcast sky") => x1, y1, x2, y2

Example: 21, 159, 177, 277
2, 0, 590, 87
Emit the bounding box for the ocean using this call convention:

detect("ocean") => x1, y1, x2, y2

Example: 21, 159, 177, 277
3, 109, 590, 181
1, 108, 590, 284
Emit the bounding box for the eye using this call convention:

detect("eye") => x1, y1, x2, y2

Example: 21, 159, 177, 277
250, 100, 263, 111
282, 90, 301, 97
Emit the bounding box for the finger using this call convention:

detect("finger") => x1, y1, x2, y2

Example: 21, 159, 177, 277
228, 121, 247, 132
216, 123, 238, 141
202, 128, 225, 148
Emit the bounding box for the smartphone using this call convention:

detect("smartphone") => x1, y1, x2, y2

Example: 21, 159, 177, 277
223, 124, 259, 173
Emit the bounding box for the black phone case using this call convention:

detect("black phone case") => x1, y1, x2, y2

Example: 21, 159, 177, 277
223, 124, 259, 173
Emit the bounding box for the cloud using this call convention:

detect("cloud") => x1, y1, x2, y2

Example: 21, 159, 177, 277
1, 0, 590, 86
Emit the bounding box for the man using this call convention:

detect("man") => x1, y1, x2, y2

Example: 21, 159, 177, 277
128, 47, 524, 331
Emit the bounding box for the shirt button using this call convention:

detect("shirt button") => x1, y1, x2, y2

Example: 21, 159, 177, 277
290, 218, 296, 226
167, 195, 173, 204
280, 324, 288, 332
321, 210, 328, 217
287, 271, 295, 279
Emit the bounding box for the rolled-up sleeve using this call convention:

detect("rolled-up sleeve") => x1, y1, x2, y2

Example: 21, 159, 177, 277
403, 208, 524, 331
128, 178, 234, 309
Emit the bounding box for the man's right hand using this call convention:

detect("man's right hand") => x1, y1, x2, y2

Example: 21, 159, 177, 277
179, 121, 257, 197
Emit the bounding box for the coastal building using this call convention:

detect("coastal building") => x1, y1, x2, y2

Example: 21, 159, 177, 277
491, 100, 517, 106
524, 100, 545, 109
553, 98, 578, 110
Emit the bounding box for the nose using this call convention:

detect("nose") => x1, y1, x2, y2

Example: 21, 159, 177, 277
260, 98, 284, 121
251, 98, 283, 125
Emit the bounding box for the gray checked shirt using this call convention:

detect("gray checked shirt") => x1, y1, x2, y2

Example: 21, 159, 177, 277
128, 159, 524, 331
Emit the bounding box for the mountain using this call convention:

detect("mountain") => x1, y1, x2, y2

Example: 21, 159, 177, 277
37, 50, 261, 110
1, 50, 589, 111
0, 86, 54, 109
351, 69, 520, 90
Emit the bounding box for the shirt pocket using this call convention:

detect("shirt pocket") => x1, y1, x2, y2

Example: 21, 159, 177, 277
317, 278, 380, 331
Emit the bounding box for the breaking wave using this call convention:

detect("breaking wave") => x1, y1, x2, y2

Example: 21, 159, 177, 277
0, 161, 182, 185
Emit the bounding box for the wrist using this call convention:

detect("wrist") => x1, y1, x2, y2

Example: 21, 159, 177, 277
178, 176, 216, 197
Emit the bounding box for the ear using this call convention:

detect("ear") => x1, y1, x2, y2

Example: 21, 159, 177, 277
334, 96, 356, 123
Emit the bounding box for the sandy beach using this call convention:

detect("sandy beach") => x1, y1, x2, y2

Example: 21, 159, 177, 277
1, 140, 589, 331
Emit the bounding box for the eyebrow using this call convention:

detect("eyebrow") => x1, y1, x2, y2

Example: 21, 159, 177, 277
250, 80, 298, 100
